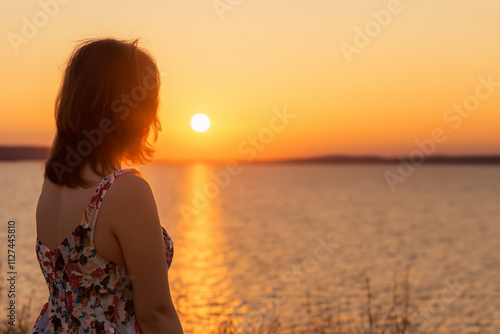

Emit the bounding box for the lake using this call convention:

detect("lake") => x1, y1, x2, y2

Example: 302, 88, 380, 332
0, 161, 499, 333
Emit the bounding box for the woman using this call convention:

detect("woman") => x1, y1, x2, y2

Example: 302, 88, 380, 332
30, 38, 184, 333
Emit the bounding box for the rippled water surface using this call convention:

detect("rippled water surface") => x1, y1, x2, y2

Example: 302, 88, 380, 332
0, 161, 499, 333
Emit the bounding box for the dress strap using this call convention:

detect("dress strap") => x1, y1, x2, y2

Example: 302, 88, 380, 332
87, 168, 139, 249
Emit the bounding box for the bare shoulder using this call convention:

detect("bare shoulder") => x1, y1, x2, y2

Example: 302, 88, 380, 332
101, 171, 160, 230
110, 172, 154, 200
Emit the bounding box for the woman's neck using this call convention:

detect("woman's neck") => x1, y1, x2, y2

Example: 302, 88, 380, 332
80, 161, 122, 184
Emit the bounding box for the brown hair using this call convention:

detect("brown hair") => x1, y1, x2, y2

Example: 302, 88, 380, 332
44, 38, 161, 188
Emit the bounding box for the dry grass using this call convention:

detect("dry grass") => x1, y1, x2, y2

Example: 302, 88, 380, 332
0, 301, 33, 334
218, 268, 416, 334
2, 266, 476, 334
0, 260, 33, 334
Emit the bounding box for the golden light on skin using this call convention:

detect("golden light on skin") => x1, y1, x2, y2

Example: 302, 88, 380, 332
190, 113, 211, 133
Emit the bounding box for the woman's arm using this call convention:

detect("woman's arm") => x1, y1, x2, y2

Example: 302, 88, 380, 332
105, 173, 183, 334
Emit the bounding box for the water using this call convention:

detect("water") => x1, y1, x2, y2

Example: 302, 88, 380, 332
0, 161, 499, 333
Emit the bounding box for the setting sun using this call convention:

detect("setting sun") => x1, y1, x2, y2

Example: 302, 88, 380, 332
190, 113, 210, 133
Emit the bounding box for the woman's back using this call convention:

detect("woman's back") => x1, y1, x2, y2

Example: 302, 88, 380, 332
31, 168, 174, 333
36, 165, 134, 267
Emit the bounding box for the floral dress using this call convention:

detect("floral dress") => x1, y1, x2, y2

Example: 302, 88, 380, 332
30, 168, 174, 334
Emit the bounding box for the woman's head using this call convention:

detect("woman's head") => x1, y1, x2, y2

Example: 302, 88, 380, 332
45, 38, 161, 187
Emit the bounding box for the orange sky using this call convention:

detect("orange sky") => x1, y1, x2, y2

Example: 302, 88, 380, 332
1, 0, 499, 163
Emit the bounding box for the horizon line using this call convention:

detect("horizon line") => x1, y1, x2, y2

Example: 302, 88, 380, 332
1, 145, 499, 165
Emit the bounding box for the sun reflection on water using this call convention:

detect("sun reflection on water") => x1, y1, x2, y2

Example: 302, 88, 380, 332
168, 163, 238, 333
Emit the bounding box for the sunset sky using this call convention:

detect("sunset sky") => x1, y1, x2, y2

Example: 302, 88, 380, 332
1, 0, 499, 162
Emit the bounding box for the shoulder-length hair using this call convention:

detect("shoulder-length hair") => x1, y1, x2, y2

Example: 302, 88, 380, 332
44, 38, 161, 188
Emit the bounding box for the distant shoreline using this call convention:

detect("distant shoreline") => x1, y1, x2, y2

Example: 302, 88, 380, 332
0, 146, 50, 161
264, 155, 500, 165
1, 145, 499, 165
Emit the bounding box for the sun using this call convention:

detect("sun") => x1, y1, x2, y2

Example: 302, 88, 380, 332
190, 113, 211, 133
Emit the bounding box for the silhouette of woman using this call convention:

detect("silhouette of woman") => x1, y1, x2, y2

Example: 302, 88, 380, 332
30, 38, 183, 334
